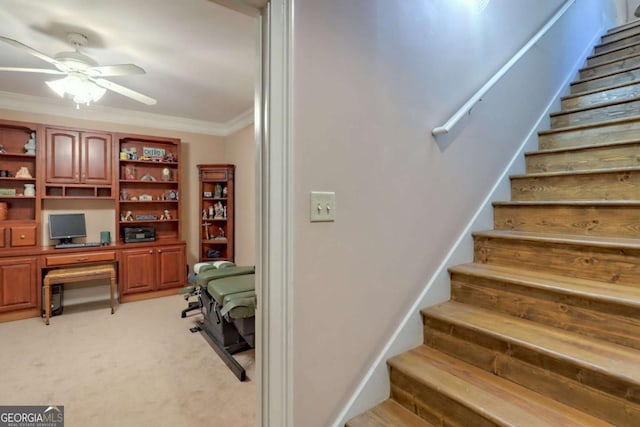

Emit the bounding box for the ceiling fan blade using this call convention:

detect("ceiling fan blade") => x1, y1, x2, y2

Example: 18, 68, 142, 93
0, 36, 65, 70
91, 78, 156, 105
0, 67, 65, 74
88, 64, 146, 77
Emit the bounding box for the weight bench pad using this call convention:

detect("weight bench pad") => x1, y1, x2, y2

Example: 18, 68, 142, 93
196, 266, 255, 287
207, 274, 255, 305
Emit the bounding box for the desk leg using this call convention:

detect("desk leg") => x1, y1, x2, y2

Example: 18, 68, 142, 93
110, 273, 115, 315
43, 279, 51, 326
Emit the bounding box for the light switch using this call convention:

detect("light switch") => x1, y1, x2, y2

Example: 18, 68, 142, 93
310, 191, 336, 222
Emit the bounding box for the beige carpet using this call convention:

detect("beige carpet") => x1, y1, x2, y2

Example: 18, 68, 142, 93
0, 295, 255, 427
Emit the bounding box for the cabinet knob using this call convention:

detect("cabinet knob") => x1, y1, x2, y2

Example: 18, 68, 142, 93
20, 234, 25, 239
158, 249, 162, 253
149, 250, 153, 254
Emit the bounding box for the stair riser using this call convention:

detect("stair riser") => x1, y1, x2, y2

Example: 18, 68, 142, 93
511, 170, 640, 201
594, 34, 640, 55
390, 368, 499, 427
494, 205, 640, 238
587, 44, 640, 67
551, 99, 640, 128
580, 55, 640, 80
602, 26, 640, 44
539, 119, 640, 150
421, 318, 640, 426
571, 68, 640, 94
563, 82, 640, 109
474, 235, 640, 286
450, 273, 640, 350
608, 21, 640, 34
526, 143, 640, 173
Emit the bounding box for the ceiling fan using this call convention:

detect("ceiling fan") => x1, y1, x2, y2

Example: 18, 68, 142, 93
0, 32, 156, 106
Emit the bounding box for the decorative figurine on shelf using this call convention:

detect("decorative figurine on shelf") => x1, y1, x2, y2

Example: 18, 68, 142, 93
223, 206, 227, 219
15, 166, 32, 179
217, 227, 225, 238
124, 166, 136, 180
123, 211, 133, 221
214, 183, 222, 198
24, 132, 36, 155
164, 152, 176, 162
222, 186, 228, 197
214, 201, 224, 219
202, 209, 207, 220
161, 167, 171, 182
202, 222, 211, 240
0, 144, 6, 153
120, 189, 129, 200
208, 205, 214, 219
162, 210, 172, 220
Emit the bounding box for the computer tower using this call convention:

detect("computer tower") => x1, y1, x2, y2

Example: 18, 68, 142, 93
42, 284, 63, 316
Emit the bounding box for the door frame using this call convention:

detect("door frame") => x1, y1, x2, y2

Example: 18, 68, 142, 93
209, 0, 294, 425
255, 1, 294, 426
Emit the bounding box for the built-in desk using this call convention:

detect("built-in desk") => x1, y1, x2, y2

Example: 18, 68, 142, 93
0, 240, 186, 323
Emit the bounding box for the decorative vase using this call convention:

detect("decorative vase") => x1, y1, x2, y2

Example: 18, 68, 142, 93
23, 184, 35, 197
24, 132, 36, 155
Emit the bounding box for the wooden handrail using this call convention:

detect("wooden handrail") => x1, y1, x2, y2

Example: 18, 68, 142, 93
432, 0, 576, 137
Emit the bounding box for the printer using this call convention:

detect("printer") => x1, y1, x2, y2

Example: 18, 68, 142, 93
123, 227, 156, 243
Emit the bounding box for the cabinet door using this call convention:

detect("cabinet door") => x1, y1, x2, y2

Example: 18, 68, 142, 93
82, 132, 112, 185
0, 257, 37, 313
156, 244, 186, 290
45, 128, 80, 184
120, 248, 155, 294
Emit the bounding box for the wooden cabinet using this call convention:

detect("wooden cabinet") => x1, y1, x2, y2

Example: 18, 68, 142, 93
0, 120, 40, 248
0, 256, 37, 313
117, 135, 181, 243
198, 164, 235, 262
44, 127, 114, 198
120, 243, 186, 296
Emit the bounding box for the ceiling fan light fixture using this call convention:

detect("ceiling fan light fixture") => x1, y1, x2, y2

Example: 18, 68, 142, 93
45, 75, 106, 106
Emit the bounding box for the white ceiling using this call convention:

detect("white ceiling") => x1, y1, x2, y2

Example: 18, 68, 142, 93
0, 0, 258, 135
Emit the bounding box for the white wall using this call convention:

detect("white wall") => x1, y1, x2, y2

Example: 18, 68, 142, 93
287, 1, 624, 426
224, 124, 256, 265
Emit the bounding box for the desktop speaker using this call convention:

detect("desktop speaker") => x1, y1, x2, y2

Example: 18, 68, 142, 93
42, 284, 63, 316
100, 231, 111, 246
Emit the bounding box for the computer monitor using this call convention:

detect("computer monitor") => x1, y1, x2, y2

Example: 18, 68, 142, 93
48, 213, 87, 245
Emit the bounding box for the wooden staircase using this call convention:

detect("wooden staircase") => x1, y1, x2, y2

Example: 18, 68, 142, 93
347, 20, 640, 427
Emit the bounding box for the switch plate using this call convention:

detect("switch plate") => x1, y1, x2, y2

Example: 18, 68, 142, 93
310, 191, 336, 222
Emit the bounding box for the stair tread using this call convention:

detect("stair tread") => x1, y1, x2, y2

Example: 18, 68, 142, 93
586, 39, 640, 61
562, 79, 640, 100
346, 399, 437, 427
510, 165, 640, 178
449, 262, 640, 310
525, 138, 640, 156
550, 94, 640, 117
494, 200, 640, 206
579, 52, 640, 75
606, 20, 640, 35
571, 63, 640, 86
472, 229, 640, 249
539, 114, 640, 135
595, 34, 640, 54
422, 301, 640, 384
390, 345, 613, 427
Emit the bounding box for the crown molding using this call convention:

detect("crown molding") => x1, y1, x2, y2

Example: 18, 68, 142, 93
0, 90, 253, 137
